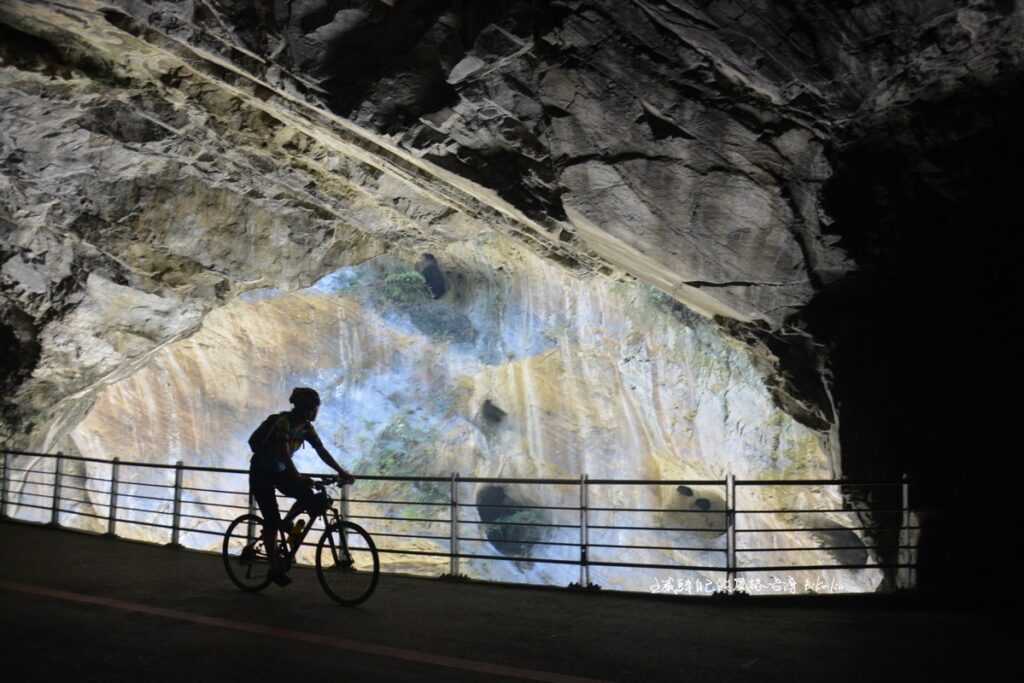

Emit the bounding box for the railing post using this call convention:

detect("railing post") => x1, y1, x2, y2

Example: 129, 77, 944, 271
0, 452, 8, 520
449, 472, 460, 577
579, 473, 589, 588
900, 473, 912, 589
169, 460, 184, 547
107, 457, 120, 536
247, 485, 258, 546
49, 453, 64, 527
726, 473, 736, 593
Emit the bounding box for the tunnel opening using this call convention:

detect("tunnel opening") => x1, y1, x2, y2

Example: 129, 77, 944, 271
807, 76, 1024, 591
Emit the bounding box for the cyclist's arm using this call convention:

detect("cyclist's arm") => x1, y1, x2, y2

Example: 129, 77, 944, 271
306, 426, 353, 479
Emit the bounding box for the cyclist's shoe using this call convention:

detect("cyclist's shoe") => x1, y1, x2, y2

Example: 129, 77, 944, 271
270, 570, 292, 587
239, 546, 257, 566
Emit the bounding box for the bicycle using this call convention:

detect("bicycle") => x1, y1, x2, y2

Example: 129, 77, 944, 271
222, 474, 380, 605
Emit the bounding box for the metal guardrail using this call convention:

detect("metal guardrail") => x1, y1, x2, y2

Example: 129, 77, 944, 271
0, 449, 917, 594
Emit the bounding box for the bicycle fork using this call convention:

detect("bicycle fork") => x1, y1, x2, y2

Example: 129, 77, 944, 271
324, 512, 353, 569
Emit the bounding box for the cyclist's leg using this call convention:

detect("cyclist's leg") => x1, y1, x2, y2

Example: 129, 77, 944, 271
250, 470, 283, 573
278, 473, 325, 528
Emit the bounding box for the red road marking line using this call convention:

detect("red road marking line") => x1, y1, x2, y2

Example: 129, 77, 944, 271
0, 580, 612, 683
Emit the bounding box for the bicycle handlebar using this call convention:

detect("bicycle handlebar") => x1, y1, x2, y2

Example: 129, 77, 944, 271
311, 473, 356, 490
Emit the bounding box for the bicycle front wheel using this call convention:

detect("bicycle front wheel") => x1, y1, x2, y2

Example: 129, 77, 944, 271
315, 521, 379, 605
222, 513, 273, 592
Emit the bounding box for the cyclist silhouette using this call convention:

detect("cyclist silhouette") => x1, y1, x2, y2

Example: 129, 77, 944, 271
249, 387, 355, 585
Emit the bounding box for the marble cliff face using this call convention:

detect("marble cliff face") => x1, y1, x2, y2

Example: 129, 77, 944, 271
68, 239, 873, 590
1, 1, 1021, 591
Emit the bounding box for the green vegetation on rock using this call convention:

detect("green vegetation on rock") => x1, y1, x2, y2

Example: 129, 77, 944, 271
382, 271, 432, 306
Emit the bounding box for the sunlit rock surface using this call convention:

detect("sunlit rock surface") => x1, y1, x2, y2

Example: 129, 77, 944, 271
58, 236, 880, 593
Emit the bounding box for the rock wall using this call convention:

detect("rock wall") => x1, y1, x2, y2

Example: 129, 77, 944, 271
62, 236, 879, 592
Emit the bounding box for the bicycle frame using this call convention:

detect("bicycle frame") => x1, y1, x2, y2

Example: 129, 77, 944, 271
277, 479, 347, 565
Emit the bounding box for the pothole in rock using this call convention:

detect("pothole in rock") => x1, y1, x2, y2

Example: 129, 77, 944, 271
477, 485, 552, 559
670, 486, 727, 538
809, 522, 867, 567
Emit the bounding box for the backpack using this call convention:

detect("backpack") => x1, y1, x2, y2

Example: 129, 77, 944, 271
249, 412, 286, 457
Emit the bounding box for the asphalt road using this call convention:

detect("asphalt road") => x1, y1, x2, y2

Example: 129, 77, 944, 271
0, 521, 1005, 682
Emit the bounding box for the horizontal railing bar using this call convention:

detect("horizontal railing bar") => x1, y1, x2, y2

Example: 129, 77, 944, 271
56, 483, 112, 497
346, 498, 449, 507
347, 514, 450, 524
53, 492, 107, 507
59, 473, 114, 483
0, 450, 252, 475
456, 536, 579, 549
587, 506, 724, 513
734, 563, 915, 571
458, 519, 580, 530
464, 503, 580, 511
10, 475, 57, 486
179, 485, 248, 496
180, 499, 251, 509
362, 531, 451, 541
589, 524, 726, 532
4, 467, 57, 476
735, 508, 904, 514
180, 500, 251, 511
586, 479, 725, 486
112, 516, 176, 531
736, 526, 905, 533
176, 511, 234, 524
94, 478, 172, 490
338, 475, 451, 483
588, 542, 728, 553
373, 547, 451, 559
452, 551, 581, 565
7, 491, 53, 500
111, 503, 173, 516
456, 477, 580, 485
176, 526, 225, 538
737, 546, 886, 552
115, 492, 176, 504
55, 508, 108, 522
589, 559, 727, 571
1, 450, 119, 464
735, 479, 901, 486
8, 501, 51, 512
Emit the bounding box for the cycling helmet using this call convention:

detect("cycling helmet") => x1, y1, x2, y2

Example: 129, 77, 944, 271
289, 387, 321, 409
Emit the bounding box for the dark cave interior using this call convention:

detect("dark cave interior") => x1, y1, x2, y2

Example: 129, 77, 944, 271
810, 76, 1024, 588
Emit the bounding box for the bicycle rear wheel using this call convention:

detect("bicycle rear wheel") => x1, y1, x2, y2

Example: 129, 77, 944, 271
315, 521, 379, 605
222, 514, 273, 592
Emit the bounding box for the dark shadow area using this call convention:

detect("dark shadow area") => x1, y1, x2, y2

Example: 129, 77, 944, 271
805, 75, 1024, 600
75, 102, 174, 143
0, 23, 76, 77
0, 520, 1006, 681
